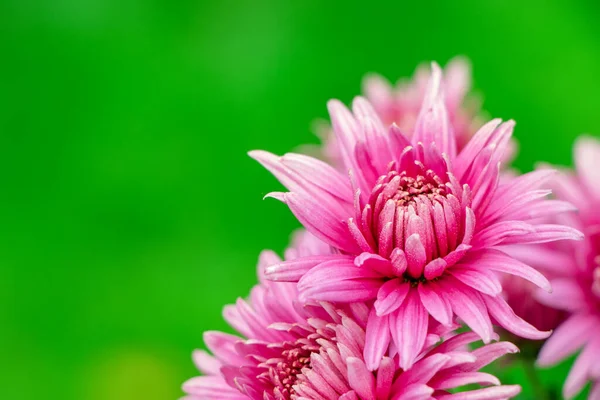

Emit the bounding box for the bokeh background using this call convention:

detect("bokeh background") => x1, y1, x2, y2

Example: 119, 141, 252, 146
1, 0, 599, 399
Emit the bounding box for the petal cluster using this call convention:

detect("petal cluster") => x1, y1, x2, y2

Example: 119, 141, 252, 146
533, 137, 600, 399
183, 233, 521, 400
317, 57, 489, 168
252, 63, 582, 370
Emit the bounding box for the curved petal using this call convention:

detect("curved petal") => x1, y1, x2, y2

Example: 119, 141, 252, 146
483, 293, 551, 340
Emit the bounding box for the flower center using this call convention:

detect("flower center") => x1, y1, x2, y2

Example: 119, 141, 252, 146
259, 340, 318, 399
361, 163, 471, 280
390, 172, 447, 207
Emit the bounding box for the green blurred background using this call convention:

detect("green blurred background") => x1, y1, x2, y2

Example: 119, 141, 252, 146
1, 0, 599, 399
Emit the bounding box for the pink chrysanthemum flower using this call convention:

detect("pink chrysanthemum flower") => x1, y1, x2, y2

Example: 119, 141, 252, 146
250, 63, 582, 371
183, 232, 522, 400
533, 136, 600, 399
314, 57, 491, 168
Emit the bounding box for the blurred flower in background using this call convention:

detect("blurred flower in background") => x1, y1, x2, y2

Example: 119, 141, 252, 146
534, 137, 600, 399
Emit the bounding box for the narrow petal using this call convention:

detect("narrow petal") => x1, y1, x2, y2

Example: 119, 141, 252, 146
436, 385, 521, 400
537, 314, 596, 366
449, 266, 503, 296
466, 249, 551, 292
535, 279, 586, 311
413, 63, 456, 159
393, 290, 429, 370
364, 308, 391, 371
459, 341, 519, 372
300, 279, 381, 303
182, 376, 247, 399
375, 357, 395, 399
564, 342, 597, 399
266, 255, 349, 282
443, 280, 493, 343
433, 372, 500, 390
575, 135, 600, 200
483, 293, 551, 340
374, 279, 411, 316
424, 258, 447, 280
298, 258, 381, 290
499, 224, 583, 245
284, 192, 360, 253
192, 349, 221, 375
418, 282, 453, 326
393, 384, 434, 400
347, 357, 376, 400
405, 234, 427, 279
356, 252, 395, 276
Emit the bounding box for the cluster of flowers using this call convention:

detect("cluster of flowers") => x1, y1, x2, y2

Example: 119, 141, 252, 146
183, 58, 600, 399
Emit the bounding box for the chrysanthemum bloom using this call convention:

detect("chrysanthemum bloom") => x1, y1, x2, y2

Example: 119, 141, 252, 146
314, 57, 488, 168
250, 63, 582, 371
534, 136, 600, 399
183, 233, 522, 400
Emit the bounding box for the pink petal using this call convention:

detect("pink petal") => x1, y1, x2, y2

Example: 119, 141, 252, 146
364, 308, 391, 371
249, 150, 353, 202
347, 357, 376, 400
424, 258, 447, 280
483, 293, 551, 340
436, 385, 521, 400
374, 279, 411, 316
298, 258, 382, 290
443, 280, 493, 343
472, 221, 533, 248
203, 331, 245, 365
395, 353, 451, 388
393, 384, 434, 400
413, 63, 456, 159
284, 192, 360, 253
459, 341, 519, 372
405, 234, 426, 279
537, 314, 597, 367
192, 349, 221, 375
575, 135, 600, 200
449, 266, 502, 296
417, 282, 453, 326
564, 341, 597, 399
466, 249, 551, 292
499, 224, 583, 245
182, 376, 246, 399
390, 248, 408, 275
375, 357, 395, 399
392, 290, 429, 370
433, 372, 500, 390
339, 391, 359, 400
266, 255, 348, 282
455, 119, 502, 179
535, 278, 586, 311
300, 279, 381, 303
356, 252, 395, 276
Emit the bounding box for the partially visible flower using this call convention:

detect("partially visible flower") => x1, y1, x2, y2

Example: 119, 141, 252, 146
315, 57, 491, 168
498, 245, 566, 350
251, 63, 582, 371
183, 233, 522, 400
533, 136, 600, 399
501, 274, 565, 340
